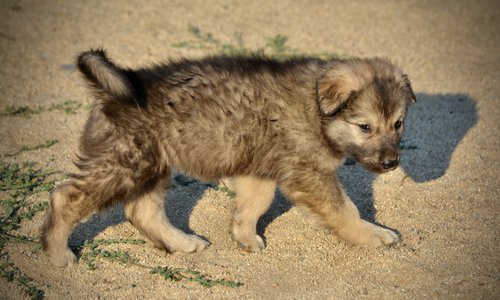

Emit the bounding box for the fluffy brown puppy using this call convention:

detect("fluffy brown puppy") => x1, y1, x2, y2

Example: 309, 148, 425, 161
41, 50, 416, 267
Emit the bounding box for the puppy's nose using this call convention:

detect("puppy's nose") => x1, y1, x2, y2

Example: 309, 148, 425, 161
381, 159, 399, 169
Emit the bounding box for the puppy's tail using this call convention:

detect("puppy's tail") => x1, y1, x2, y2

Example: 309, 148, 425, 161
77, 49, 139, 102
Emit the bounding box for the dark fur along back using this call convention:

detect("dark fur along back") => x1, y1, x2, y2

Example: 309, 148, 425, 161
74, 50, 330, 180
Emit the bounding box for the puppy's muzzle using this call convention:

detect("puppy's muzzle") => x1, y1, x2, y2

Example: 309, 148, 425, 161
381, 158, 399, 170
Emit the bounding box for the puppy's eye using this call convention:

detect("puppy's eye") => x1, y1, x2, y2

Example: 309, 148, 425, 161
358, 124, 371, 133
395, 120, 402, 129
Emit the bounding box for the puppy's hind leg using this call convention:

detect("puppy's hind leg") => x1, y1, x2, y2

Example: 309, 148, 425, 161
124, 178, 209, 254
230, 176, 276, 252
40, 182, 94, 267
40, 155, 169, 266
41, 166, 142, 267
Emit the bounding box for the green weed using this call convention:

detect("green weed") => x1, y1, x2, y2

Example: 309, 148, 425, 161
4, 140, 59, 158
78, 239, 145, 270
0, 105, 41, 117
79, 238, 242, 288
0, 159, 55, 265
0, 161, 58, 197
151, 266, 242, 288
214, 185, 237, 199
46, 99, 91, 114
174, 24, 344, 60
0, 100, 91, 118
173, 25, 251, 55
0, 262, 44, 300
0, 160, 55, 299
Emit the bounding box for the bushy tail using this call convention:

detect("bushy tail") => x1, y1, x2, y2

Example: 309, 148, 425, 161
77, 49, 137, 101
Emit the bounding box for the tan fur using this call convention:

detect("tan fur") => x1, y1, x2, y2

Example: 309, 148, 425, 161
40, 52, 415, 267
40, 184, 84, 266
230, 176, 277, 251
77, 50, 134, 100
124, 177, 209, 253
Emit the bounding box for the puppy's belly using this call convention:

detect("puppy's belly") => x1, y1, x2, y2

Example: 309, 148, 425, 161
163, 135, 262, 181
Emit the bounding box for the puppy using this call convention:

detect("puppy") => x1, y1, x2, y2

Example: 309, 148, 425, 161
41, 50, 415, 267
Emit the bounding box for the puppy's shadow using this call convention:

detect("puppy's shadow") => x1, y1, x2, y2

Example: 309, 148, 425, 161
257, 190, 293, 239
400, 94, 478, 182
339, 93, 478, 220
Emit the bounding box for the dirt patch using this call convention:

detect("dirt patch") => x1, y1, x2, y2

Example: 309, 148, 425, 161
0, 0, 498, 299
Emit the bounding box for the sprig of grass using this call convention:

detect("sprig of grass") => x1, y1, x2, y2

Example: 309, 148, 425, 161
173, 25, 251, 56
1, 199, 48, 234
0, 161, 58, 196
174, 24, 344, 60
264, 34, 300, 59
0, 263, 44, 300
79, 238, 242, 288
151, 266, 242, 288
47, 99, 85, 114
0, 100, 91, 118
0, 161, 52, 248
214, 185, 237, 199
0, 105, 41, 117
4, 140, 59, 158
0, 160, 57, 299
78, 239, 146, 270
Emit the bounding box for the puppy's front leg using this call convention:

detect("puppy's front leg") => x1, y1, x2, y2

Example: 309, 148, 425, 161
229, 176, 277, 252
280, 170, 400, 247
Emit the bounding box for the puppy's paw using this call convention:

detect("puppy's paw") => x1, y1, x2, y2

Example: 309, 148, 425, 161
47, 248, 77, 267
170, 234, 210, 253
365, 223, 400, 246
341, 220, 400, 247
232, 233, 265, 252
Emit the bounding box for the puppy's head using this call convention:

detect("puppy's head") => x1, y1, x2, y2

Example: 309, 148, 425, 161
318, 58, 416, 173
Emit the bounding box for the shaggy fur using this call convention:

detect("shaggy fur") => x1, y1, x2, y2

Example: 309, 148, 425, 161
41, 50, 415, 266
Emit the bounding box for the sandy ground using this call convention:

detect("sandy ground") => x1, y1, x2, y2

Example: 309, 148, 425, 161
0, 0, 499, 299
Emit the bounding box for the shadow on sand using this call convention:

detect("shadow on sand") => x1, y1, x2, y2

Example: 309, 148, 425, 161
340, 93, 477, 221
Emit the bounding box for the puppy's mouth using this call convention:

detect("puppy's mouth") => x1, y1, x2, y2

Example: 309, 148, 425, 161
356, 159, 400, 174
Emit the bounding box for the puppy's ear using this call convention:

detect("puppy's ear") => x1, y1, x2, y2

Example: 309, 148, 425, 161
401, 73, 417, 103
317, 63, 366, 116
